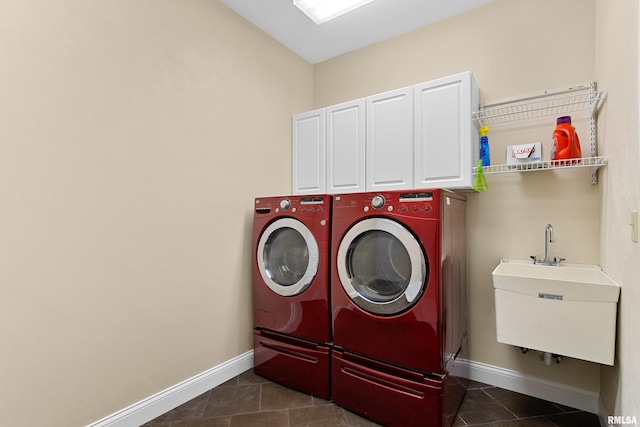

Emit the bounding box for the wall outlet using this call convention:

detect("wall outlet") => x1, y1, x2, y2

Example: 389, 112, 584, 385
631, 211, 638, 243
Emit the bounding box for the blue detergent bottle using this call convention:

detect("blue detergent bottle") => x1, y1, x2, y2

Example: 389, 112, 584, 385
479, 126, 490, 167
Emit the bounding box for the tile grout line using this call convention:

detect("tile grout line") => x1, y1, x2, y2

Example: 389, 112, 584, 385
456, 413, 470, 425
479, 388, 520, 422
477, 387, 582, 427
458, 383, 490, 425
287, 403, 291, 427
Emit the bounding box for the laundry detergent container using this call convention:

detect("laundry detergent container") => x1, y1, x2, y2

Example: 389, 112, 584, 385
492, 259, 620, 365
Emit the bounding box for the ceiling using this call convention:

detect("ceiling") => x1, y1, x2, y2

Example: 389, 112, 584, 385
219, 0, 495, 64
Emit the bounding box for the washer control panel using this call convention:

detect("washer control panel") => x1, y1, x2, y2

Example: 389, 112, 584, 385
398, 192, 435, 214
342, 191, 440, 218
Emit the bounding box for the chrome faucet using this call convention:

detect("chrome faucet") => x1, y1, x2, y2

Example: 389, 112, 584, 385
530, 224, 565, 266
544, 224, 554, 263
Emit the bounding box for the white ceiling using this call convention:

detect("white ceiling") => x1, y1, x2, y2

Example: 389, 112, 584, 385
220, 0, 495, 64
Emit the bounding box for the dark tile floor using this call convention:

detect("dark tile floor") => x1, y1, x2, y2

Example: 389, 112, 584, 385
144, 369, 601, 427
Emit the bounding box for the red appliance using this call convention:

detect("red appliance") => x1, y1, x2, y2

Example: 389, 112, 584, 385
252, 194, 332, 399
331, 190, 467, 426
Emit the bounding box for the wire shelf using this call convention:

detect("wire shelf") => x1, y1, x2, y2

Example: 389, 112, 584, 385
471, 82, 606, 184
472, 87, 606, 126
473, 156, 607, 175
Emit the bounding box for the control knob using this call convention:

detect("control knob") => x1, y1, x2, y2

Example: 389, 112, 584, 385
371, 195, 386, 210
280, 199, 291, 210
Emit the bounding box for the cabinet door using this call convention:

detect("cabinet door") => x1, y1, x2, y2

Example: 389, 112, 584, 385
414, 72, 479, 190
327, 99, 365, 194
366, 86, 414, 192
292, 108, 326, 195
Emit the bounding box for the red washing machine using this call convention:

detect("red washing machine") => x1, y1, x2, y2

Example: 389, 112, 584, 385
331, 190, 467, 427
252, 194, 331, 399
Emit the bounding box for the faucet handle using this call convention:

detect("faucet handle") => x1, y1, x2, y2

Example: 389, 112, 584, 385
553, 256, 566, 264
530, 255, 540, 264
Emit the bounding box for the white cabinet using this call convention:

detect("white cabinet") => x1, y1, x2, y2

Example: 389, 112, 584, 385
327, 99, 366, 194
414, 71, 479, 190
293, 101, 365, 195
366, 86, 414, 192
292, 71, 480, 194
292, 108, 325, 195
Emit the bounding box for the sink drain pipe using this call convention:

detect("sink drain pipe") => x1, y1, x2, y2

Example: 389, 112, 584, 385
519, 348, 562, 364
542, 352, 562, 365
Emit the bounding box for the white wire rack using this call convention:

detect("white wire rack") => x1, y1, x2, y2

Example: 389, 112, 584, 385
472, 82, 607, 184
473, 156, 607, 175
472, 83, 606, 126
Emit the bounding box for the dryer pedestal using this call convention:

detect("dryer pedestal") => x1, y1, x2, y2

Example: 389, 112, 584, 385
253, 329, 331, 399
332, 349, 465, 427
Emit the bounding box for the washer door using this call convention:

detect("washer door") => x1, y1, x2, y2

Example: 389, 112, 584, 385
257, 218, 319, 297
337, 218, 427, 315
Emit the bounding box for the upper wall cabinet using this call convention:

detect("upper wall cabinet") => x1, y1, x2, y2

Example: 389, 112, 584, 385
366, 86, 414, 192
292, 71, 480, 195
414, 72, 479, 190
327, 98, 366, 194
292, 108, 326, 195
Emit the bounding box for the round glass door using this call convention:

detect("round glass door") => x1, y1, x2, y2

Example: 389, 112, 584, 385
337, 218, 427, 315
257, 218, 319, 296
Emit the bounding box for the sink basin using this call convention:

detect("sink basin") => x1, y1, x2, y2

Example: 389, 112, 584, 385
492, 259, 621, 302
492, 259, 620, 365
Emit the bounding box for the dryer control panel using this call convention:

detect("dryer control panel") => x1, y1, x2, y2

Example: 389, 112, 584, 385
254, 195, 330, 218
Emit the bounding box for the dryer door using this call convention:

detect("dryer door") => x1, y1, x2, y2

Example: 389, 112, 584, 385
337, 218, 427, 315
257, 218, 319, 297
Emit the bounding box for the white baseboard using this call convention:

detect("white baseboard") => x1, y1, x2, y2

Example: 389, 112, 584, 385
598, 396, 611, 427
452, 358, 601, 414
87, 351, 254, 427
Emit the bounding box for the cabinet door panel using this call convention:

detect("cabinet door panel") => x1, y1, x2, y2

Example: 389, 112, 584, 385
366, 87, 413, 192
292, 109, 326, 195
417, 81, 461, 180
327, 99, 365, 194
414, 72, 478, 190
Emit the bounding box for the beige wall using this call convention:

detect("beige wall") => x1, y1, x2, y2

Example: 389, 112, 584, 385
315, 0, 602, 390
0, 1, 312, 425
3, 0, 638, 425
596, 0, 640, 418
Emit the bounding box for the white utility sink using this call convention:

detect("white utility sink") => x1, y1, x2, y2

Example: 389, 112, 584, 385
492, 259, 620, 365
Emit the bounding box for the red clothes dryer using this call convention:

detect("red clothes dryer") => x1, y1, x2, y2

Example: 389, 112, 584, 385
252, 194, 331, 399
331, 190, 467, 426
